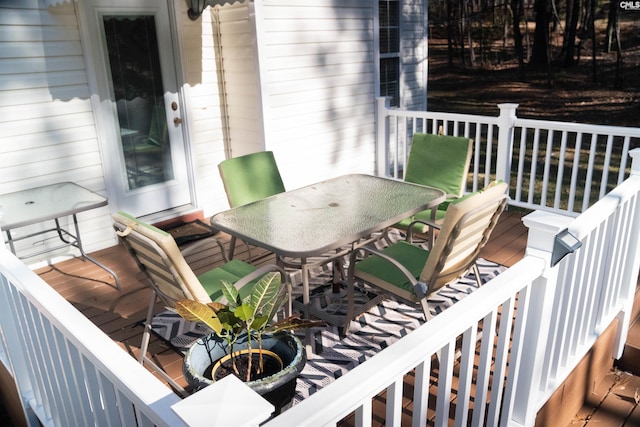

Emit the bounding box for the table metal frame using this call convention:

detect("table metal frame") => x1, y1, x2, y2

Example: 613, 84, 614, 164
1, 182, 120, 289
210, 174, 445, 348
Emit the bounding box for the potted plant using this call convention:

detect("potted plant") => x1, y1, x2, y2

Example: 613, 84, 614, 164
176, 272, 322, 414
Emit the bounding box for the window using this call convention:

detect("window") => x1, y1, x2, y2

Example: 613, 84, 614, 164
379, 0, 400, 106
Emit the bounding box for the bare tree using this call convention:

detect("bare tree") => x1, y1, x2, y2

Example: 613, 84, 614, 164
511, 0, 526, 77
562, 0, 581, 65
530, 0, 552, 73
605, 0, 623, 87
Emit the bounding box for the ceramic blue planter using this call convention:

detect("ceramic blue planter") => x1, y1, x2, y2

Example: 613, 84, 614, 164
183, 331, 306, 414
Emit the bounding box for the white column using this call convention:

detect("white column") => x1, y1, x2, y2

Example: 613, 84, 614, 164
495, 103, 518, 186
376, 97, 392, 177
505, 210, 573, 427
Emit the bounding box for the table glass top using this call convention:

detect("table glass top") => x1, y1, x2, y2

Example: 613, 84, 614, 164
211, 174, 445, 258
0, 182, 108, 230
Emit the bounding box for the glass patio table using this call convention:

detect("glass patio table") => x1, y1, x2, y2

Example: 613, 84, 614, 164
210, 174, 445, 347
0, 182, 120, 289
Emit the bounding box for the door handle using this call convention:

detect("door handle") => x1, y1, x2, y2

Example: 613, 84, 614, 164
173, 117, 182, 126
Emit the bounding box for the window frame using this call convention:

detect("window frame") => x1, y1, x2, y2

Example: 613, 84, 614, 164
377, 0, 401, 107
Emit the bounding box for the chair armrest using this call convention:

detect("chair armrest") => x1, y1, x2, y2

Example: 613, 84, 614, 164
232, 264, 288, 289
348, 245, 419, 289
406, 219, 441, 242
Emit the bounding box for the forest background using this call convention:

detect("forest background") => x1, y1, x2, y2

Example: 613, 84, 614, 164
425, 0, 639, 127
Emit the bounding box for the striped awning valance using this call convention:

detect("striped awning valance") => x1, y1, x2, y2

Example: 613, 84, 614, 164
44, 0, 244, 8
189, 0, 245, 20
44, 0, 75, 6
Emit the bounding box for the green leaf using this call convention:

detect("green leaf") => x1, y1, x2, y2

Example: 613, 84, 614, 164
250, 272, 281, 314
261, 288, 288, 327
217, 310, 242, 330
250, 314, 269, 331
220, 280, 240, 308
234, 304, 255, 322
265, 315, 326, 334
175, 300, 224, 335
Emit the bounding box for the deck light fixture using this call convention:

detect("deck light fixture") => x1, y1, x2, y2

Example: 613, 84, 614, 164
551, 228, 582, 267
188, 0, 207, 20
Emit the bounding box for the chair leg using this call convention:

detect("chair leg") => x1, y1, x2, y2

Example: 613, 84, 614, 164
139, 289, 188, 397
228, 236, 237, 259
138, 290, 157, 364
472, 262, 483, 287
141, 355, 189, 397
419, 299, 434, 323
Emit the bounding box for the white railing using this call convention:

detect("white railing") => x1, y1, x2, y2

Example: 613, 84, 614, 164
2, 109, 640, 426
269, 149, 640, 427
270, 257, 546, 427
0, 248, 184, 427
377, 98, 640, 216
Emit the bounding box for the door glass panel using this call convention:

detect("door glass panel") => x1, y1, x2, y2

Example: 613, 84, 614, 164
103, 15, 174, 190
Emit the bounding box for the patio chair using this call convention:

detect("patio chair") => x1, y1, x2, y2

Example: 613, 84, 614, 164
218, 151, 286, 259
218, 150, 285, 208
345, 181, 507, 331
393, 132, 473, 241
112, 211, 289, 395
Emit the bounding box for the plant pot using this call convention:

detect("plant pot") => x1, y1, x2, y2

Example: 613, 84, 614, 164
183, 331, 306, 414
211, 348, 283, 382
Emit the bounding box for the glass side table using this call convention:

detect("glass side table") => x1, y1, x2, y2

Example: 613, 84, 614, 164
0, 182, 120, 289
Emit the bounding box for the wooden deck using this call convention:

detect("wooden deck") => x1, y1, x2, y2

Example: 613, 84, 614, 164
20, 210, 637, 426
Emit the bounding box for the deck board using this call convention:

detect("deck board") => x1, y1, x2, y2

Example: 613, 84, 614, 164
27, 210, 629, 426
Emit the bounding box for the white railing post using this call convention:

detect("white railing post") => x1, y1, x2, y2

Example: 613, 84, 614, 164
376, 97, 392, 177
496, 103, 518, 186
611, 147, 640, 358
631, 147, 640, 176
171, 375, 274, 426
502, 211, 573, 427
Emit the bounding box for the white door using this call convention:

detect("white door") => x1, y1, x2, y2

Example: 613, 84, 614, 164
84, 0, 191, 216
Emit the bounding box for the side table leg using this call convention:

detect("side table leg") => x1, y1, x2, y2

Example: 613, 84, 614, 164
71, 214, 121, 290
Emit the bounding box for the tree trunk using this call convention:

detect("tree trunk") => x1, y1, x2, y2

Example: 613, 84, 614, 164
459, 0, 467, 66
467, 3, 475, 66
446, 0, 455, 66
589, 0, 597, 81
563, 0, 581, 66
605, 0, 619, 52
511, 0, 526, 77
530, 0, 551, 69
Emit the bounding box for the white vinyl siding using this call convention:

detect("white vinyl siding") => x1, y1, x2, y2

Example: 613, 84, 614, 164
1, 0, 429, 259
178, 4, 230, 216
255, 0, 377, 187
0, 2, 114, 259
217, 4, 264, 158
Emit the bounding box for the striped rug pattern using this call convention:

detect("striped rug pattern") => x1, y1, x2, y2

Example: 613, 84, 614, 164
293, 257, 505, 402
146, 255, 505, 403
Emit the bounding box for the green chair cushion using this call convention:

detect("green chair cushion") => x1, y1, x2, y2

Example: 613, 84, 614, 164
218, 151, 286, 208
404, 133, 472, 197
355, 241, 429, 296
393, 191, 477, 233
393, 207, 447, 233
198, 259, 258, 302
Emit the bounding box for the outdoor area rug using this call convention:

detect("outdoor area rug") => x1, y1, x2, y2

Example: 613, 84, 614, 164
292, 257, 505, 403
143, 256, 506, 403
